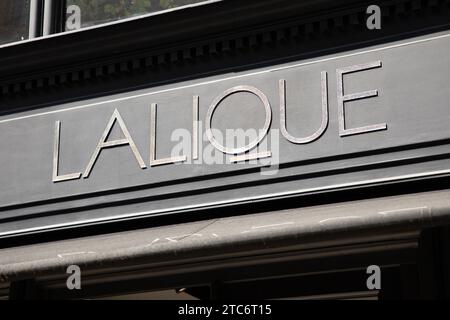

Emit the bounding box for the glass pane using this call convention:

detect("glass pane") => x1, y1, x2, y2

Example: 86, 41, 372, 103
0, 0, 30, 45
65, 0, 208, 31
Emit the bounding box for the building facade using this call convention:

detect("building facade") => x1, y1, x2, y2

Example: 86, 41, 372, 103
0, 0, 450, 300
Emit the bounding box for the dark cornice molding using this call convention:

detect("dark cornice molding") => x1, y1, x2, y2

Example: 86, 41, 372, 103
0, 0, 448, 99
0, 0, 344, 75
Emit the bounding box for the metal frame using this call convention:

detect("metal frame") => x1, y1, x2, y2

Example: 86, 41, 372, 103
27, 0, 66, 40
28, 0, 41, 39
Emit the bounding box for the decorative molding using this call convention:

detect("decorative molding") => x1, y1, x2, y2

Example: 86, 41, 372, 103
0, 0, 449, 100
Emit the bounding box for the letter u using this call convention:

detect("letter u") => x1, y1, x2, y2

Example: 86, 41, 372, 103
279, 71, 329, 144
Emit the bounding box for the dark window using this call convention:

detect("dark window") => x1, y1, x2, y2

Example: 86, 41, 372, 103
0, 0, 30, 45
65, 0, 207, 31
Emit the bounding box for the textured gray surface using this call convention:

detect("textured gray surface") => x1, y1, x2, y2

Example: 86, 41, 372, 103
1, 188, 450, 282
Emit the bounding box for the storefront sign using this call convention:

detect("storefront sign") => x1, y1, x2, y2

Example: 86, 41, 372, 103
1, 33, 449, 236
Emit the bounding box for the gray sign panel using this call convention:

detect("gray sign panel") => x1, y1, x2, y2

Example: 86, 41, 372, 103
1, 32, 450, 236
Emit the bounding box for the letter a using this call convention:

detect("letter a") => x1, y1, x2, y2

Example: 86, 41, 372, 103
366, 5, 381, 30
84, 109, 147, 178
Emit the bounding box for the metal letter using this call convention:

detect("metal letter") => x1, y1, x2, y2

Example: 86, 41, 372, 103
150, 103, 188, 166
337, 61, 387, 137
193, 96, 199, 161
366, 265, 381, 290
53, 121, 82, 183
279, 71, 329, 144
43, 0, 53, 36
83, 109, 147, 178
205, 86, 272, 157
